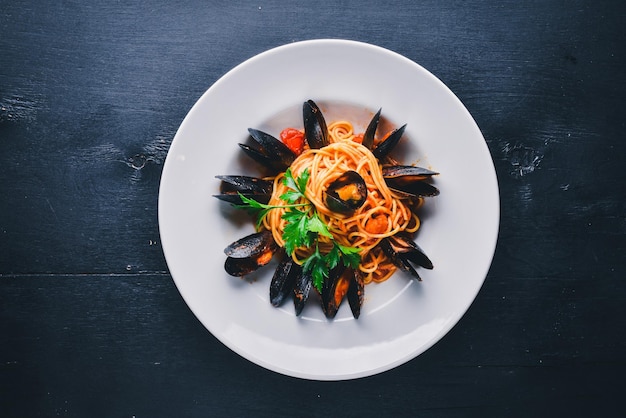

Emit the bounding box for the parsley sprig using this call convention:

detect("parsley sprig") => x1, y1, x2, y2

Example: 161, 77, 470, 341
236, 168, 361, 292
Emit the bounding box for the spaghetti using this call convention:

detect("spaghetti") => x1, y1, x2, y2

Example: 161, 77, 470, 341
261, 120, 422, 284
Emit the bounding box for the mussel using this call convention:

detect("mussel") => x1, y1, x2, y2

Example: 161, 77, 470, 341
346, 269, 365, 319
269, 254, 302, 307
293, 271, 313, 316
303, 100, 329, 149
321, 266, 364, 319
224, 230, 278, 276
324, 170, 368, 214
380, 233, 433, 281
239, 128, 296, 173
372, 124, 407, 160
213, 175, 273, 205
360, 108, 408, 160
382, 165, 440, 198
361, 108, 382, 150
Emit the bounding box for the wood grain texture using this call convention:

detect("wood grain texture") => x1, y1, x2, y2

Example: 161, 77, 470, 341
1, 0, 625, 416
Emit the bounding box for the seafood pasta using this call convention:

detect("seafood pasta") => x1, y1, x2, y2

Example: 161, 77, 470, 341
215, 100, 439, 319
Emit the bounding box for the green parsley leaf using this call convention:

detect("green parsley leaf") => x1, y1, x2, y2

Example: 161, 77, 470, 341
236, 193, 267, 210
279, 189, 301, 203
325, 244, 341, 270
282, 168, 301, 194
282, 209, 309, 255
296, 168, 310, 194
336, 243, 361, 268
307, 212, 332, 238
302, 246, 328, 293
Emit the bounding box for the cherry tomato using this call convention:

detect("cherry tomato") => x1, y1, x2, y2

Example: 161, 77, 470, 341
280, 128, 305, 155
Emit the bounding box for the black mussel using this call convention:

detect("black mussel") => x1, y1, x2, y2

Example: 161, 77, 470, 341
324, 170, 367, 214
293, 271, 313, 316
213, 175, 273, 205
383, 165, 440, 198
239, 128, 296, 173
320, 265, 347, 319
373, 124, 407, 160
270, 254, 302, 307
380, 233, 433, 281
303, 100, 329, 149
225, 256, 268, 277
361, 108, 382, 150
382, 165, 439, 181
223, 230, 277, 276
360, 108, 407, 159
347, 269, 365, 319
224, 230, 275, 258
321, 266, 362, 319
386, 180, 440, 198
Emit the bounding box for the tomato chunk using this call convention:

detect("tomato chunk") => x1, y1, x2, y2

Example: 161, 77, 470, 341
280, 128, 305, 155
352, 133, 364, 144
365, 215, 388, 234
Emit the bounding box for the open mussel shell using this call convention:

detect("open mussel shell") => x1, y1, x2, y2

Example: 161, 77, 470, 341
347, 270, 364, 319
383, 165, 439, 198
380, 233, 433, 281
321, 266, 363, 319
303, 100, 329, 149
224, 230, 276, 258
293, 271, 313, 316
361, 108, 381, 150
225, 256, 269, 277
320, 265, 346, 319
360, 108, 406, 160
216, 175, 273, 193
213, 175, 273, 205
373, 124, 407, 160
223, 230, 277, 277
324, 170, 367, 214
382, 165, 439, 181
239, 128, 296, 173
269, 254, 302, 307
387, 181, 440, 198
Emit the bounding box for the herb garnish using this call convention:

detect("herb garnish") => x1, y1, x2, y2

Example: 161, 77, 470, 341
237, 168, 360, 292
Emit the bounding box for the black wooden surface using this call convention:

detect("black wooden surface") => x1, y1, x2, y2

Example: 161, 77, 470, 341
1, 1, 625, 416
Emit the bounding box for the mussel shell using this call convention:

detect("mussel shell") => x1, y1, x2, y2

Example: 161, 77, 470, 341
386, 233, 433, 268
225, 255, 269, 277
320, 265, 347, 318
380, 234, 433, 281
347, 270, 364, 319
380, 237, 420, 280
395, 235, 433, 270
239, 128, 296, 172
361, 108, 381, 150
387, 181, 440, 198
324, 170, 367, 214
238, 143, 287, 172
224, 230, 276, 259
270, 255, 301, 307
382, 165, 439, 182
216, 175, 273, 194
214, 175, 273, 205
373, 124, 406, 160
303, 100, 329, 149
293, 272, 313, 316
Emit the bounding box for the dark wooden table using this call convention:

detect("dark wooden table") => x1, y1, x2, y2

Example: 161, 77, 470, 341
2, 1, 624, 416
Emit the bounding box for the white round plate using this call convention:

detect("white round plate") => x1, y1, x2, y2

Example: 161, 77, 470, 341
159, 39, 499, 380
